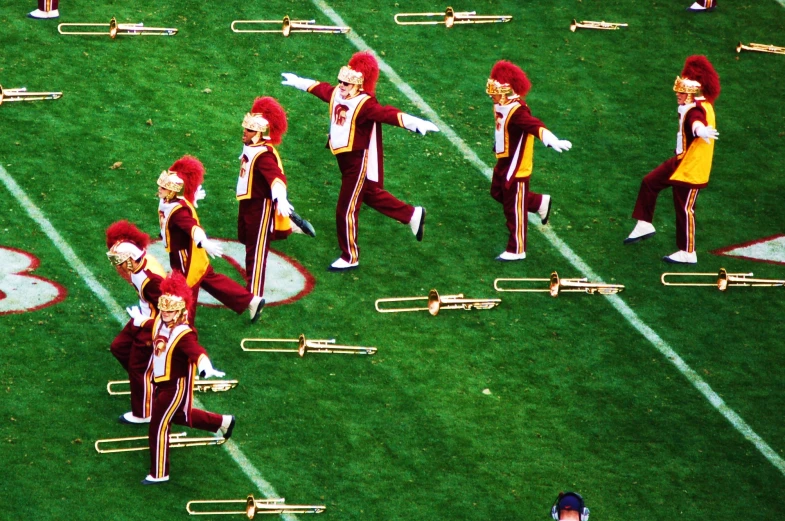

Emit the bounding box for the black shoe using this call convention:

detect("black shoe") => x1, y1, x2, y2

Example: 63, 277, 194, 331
249, 297, 265, 323
290, 210, 316, 237
416, 208, 426, 242
221, 416, 236, 441
541, 199, 552, 225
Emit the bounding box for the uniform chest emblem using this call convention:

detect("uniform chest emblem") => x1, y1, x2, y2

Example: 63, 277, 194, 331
334, 103, 349, 126
240, 155, 249, 178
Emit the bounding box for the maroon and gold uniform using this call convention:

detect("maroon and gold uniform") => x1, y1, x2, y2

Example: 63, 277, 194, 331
29, 0, 58, 18
687, 0, 716, 11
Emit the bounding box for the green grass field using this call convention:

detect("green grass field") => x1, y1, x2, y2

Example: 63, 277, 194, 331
2, 0, 785, 519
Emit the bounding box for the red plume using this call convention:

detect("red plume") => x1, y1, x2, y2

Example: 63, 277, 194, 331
490, 60, 531, 98
251, 97, 288, 145
159, 271, 194, 309
168, 155, 205, 204
682, 55, 720, 103
105, 220, 150, 249
348, 51, 379, 96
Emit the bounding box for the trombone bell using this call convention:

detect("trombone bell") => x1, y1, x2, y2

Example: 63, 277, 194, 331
375, 289, 501, 315
230, 16, 350, 36
106, 379, 238, 395
736, 42, 785, 55
241, 334, 376, 356
186, 495, 326, 517
570, 19, 628, 32
394, 6, 512, 28
0, 84, 62, 106
58, 17, 178, 38
661, 268, 785, 291
494, 271, 625, 296
95, 432, 226, 453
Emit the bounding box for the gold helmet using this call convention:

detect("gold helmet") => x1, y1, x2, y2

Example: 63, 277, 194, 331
337, 66, 364, 86
107, 241, 144, 268
673, 76, 702, 103
157, 272, 192, 327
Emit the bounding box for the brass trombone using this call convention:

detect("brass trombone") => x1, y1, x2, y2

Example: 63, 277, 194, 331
58, 17, 178, 38
494, 272, 625, 296
394, 7, 512, 28
230, 16, 350, 36
0, 84, 62, 105
570, 19, 628, 32
186, 495, 326, 517
375, 289, 501, 315
95, 432, 225, 454
736, 42, 785, 55
241, 334, 376, 356
106, 379, 238, 395
661, 268, 785, 291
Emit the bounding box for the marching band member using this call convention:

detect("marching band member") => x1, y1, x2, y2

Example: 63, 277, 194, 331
106, 220, 165, 424
157, 155, 264, 322
281, 51, 439, 271
624, 55, 720, 264
143, 272, 234, 485
687, 0, 716, 12
486, 60, 572, 261
238, 96, 315, 300
28, 0, 59, 19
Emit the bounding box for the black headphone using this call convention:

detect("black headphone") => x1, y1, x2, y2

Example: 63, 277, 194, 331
550, 491, 590, 521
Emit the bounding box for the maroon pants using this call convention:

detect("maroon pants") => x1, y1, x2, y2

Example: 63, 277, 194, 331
38, 0, 58, 10
148, 375, 223, 480
335, 150, 414, 263
238, 198, 274, 298
110, 320, 154, 419
632, 156, 701, 253
491, 174, 537, 255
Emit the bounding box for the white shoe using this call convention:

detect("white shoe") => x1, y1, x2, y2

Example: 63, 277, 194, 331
538, 195, 552, 225
686, 2, 713, 11
118, 412, 150, 424
28, 9, 59, 18
662, 250, 697, 264
495, 251, 526, 261
328, 258, 359, 271
248, 296, 265, 323
624, 220, 656, 244
141, 474, 169, 485
409, 207, 425, 241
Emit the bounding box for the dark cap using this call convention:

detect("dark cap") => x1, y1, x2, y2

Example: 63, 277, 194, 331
558, 494, 582, 512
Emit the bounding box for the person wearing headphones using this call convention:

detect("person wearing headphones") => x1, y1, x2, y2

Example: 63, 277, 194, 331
551, 491, 590, 521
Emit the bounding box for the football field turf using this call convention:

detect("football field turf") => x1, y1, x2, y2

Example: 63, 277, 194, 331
2, 1, 785, 519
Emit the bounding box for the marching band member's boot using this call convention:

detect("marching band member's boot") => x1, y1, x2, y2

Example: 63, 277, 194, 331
248, 296, 264, 323
662, 250, 697, 264
408, 207, 426, 242
119, 412, 150, 424
328, 257, 359, 272
219, 415, 236, 440
496, 251, 526, 261
624, 220, 656, 244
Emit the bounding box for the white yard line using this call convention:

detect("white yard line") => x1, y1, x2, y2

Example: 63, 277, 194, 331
775, 0, 785, 9
310, 0, 785, 475
0, 165, 297, 520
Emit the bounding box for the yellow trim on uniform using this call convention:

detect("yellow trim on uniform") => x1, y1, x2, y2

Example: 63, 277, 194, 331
495, 103, 521, 159
329, 91, 371, 154
154, 328, 192, 383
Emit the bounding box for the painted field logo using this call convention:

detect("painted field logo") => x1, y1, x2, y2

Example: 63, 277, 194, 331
0, 246, 67, 315
712, 235, 785, 266
147, 240, 314, 307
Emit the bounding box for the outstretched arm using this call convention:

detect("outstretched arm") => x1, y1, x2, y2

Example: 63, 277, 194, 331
281, 73, 333, 103
361, 98, 439, 135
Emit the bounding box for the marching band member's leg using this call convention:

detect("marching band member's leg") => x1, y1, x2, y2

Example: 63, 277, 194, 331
527, 191, 551, 225
127, 331, 154, 423
626, 157, 679, 244
199, 266, 259, 315
363, 181, 424, 241
144, 380, 187, 485
331, 150, 366, 270
29, 0, 59, 19
497, 178, 529, 261
238, 199, 274, 299
663, 187, 699, 264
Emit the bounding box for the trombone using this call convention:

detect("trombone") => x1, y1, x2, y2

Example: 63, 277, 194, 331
570, 19, 628, 32
0, 84, 62, 106
661, 268, 785, 291
186, 495, 326, 517
231, 16, 350, 36
736, 42, 785, 55
58, 17, 178, 38
494, 272, 625, 296
241, 333, 376, 356
375, 289, 501, 315
106, 379, 238, 395
394, 7, 512, 28
95, 432, 225, 454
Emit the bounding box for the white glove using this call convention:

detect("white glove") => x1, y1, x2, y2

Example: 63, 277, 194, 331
281, 72, 317, 92
270, 183, 293, 218
400, 113, 440, 135
198, 357, 226, 379
541, 128, 572, 153
693, 122, 719, 143
194, 184, 206, 207
192, 228, 224, 258
126, 306, 147, 327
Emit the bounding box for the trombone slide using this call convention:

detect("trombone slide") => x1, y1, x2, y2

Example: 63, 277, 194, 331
186, 495, 326, 517
58, 17, 178, 38
570, 19, 628, 32
494, 272, 624, 296
107, 379, 238, 395
661, 268, 785, 291
374, 289, 501, 315
736, 42, 785, 55
241, 334, 376, 356
394, 7, 512, 28
0, 85, 62, 105
95, 432, 226, 453
231, 16, 350, 36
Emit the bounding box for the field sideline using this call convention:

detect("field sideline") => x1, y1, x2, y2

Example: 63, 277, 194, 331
3, 1, 785, 520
